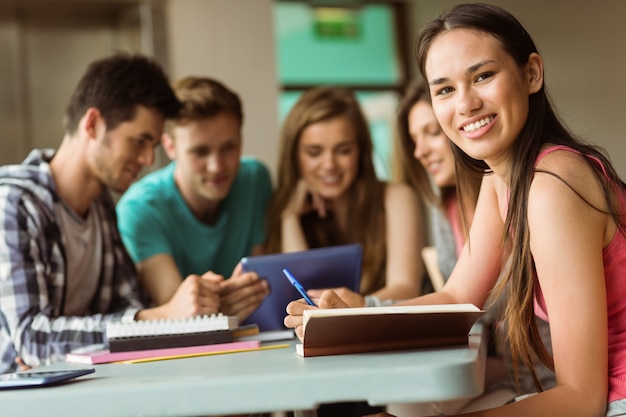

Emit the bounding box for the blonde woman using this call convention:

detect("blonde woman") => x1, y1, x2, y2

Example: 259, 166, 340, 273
265, 86, 424, 307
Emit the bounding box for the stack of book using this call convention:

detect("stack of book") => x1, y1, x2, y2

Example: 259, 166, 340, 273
66, 314, 262, 365
105, 313, 240, 352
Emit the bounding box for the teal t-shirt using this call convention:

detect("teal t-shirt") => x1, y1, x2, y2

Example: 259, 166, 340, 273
116, 157, 272, 278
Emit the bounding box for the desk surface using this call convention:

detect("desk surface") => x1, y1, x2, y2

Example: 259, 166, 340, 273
0, 324, 486, 417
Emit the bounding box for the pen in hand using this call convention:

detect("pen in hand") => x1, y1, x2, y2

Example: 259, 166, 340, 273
282, 268, 318, 307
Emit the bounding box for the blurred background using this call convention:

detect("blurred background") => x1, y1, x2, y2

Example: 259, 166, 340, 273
1, 0, 624, 181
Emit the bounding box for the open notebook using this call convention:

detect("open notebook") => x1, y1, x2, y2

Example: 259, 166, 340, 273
296, 304, 484, 357
241, 244, 362, 331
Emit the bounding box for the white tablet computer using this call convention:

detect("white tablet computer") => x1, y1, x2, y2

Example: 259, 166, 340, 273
241, 244, 362, 331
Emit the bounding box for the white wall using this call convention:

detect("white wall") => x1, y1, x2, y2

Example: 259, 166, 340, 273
0, 2, 150, 166
1, 0, 623, 181
163, 0, 626, 179
164, 0, 280, 180
407, 0, 626, 178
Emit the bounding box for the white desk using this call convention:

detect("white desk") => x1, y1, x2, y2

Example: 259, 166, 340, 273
0, 323, 486, 417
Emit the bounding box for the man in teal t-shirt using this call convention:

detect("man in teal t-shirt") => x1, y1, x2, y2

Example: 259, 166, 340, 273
117, 77, 271, 321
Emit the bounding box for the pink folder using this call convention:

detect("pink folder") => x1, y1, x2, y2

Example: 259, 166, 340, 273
65, 340, 261, 364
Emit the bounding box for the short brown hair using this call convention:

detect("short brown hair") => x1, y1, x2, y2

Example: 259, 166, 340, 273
168, 76, 243, 131
64, 53, 181, 135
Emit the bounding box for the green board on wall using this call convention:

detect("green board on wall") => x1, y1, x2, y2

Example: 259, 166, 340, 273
274, 3, 400, 85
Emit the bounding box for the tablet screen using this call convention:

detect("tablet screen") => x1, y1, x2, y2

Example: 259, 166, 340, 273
241, 244, 362, 331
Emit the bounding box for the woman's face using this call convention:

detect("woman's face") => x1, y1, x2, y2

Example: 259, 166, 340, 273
424, 28, 541, 172
297, 116, 360, 201
408, 100, 455, 188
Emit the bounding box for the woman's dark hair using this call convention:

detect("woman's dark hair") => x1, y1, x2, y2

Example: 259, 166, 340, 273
416, 3, 626, 391
396, 78, 439, 207
396, 78, 481, 227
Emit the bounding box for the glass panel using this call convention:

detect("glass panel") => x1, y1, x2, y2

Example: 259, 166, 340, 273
274, 3, 400, 85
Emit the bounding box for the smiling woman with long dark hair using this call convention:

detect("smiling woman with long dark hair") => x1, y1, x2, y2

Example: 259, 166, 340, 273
286, 4, 626, 417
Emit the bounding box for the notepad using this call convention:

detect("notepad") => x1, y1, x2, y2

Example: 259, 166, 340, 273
236, 329, 295, 343
296, 304, 484, 357
105, 314, 239, 352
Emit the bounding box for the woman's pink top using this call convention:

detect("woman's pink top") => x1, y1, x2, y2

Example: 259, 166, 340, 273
532, 145, 626, 402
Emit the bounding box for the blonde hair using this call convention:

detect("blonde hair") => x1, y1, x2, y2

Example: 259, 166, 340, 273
264, 86, 387, 294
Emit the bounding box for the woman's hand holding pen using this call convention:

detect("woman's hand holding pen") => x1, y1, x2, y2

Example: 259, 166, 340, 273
284, 289, 349, 341
308, 287, 366, 308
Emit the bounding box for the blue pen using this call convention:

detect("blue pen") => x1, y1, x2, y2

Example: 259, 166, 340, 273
282, 268, 318, 307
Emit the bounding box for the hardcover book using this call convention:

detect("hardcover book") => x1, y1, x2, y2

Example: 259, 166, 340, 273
296, 303, 484, 357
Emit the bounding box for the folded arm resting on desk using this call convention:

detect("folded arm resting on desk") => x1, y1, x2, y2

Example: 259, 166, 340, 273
0, 178, 142, 373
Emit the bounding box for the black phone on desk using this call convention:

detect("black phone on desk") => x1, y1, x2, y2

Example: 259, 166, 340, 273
0, 368, 95, 389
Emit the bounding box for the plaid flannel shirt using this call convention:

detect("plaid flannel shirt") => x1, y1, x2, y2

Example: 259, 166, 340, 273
0, 149, 144, 373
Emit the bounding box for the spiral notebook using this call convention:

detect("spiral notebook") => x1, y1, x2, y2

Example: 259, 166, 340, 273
105, 314, 239, 352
